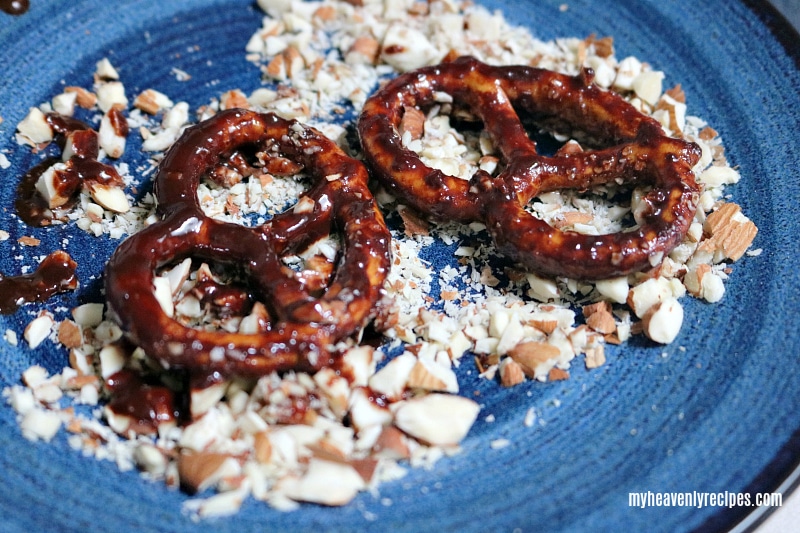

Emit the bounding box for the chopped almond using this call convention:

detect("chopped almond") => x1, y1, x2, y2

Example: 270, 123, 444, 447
397, 204, 430, 236
399, 106, 425, 140
508, 341, 561, 378
65, 86, 97, 109
57, 320, 83, 348
499, 358, 525, 387
702, 202, 758, 261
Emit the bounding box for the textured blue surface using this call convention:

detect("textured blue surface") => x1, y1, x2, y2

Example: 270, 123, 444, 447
0, 1, 798, 532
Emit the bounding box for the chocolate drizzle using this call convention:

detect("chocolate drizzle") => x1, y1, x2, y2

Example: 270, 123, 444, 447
0, 250, 78, 314
15, 113, 125, 227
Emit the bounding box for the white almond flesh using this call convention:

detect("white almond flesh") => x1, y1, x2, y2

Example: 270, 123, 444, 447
96, 81, 128, 112
347, 387, 392, 431
165, 258, 192, 295
152, 276, 174, 317
22, 365, 49, 388
393, 393, 480, 446
98, 112, 126, 158
341, 346, 375, 387
642, 298, 684, 344
594, 276, 629, 304
35, 163, 69, 209
380, 24, 439, 72
89, 183, 130, 213
406, 358, 458, 393
368, 352, 416, 400
71, 302, 104, 327
24, 314, 54, 349
20, 408, 62, 442
133, 89, 173, 114
178, 452, 241, 494
95, 57, 120, 80
627, 277, 673, 318
632, 70, 664, 106
99, 344, 127, 379
17, 107, 53, 144
162, 101, 189, 129
190, 381, 228, 419
282, 459, 364, 506
313, 367, 350, 417
52, 91, 77, 116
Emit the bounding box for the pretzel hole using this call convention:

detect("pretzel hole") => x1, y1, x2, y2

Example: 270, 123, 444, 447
400, 101, 615, 185
197, 143, 313, 226
280, 234, 341, 296
400, 103, 499, 181
526, 183, 653, 236
155, 259, 262, 333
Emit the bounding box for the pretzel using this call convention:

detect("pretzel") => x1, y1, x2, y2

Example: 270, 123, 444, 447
105, 109, 391, 376
358, 56, 700, 279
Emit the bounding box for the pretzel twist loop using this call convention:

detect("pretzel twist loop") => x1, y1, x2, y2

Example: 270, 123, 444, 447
106, 109, 391, 376
358, 56, 700, 279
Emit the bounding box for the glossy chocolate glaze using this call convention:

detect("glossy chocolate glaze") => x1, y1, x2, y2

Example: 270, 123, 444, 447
358, 56, 700, 279
0, 0, 28, 15
106, 369, 180, 434
15, 113, 123, 227
104, 109, 391, 377
0, 250, 78, 314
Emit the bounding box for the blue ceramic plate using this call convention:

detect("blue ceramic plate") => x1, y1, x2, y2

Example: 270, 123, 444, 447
1, 1, 798, 531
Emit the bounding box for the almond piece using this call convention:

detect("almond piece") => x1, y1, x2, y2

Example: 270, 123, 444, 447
313, 367, 350, 417
372, 425, 410, 459
220, 89, 250, 111
133, 89, 174, 115
584, 305, 616, 335
399, 106, 425, 141
585, 345, 606, 369
253, 431, 272, 464
641, 298, 684, 344
178, 451, 240, 494
190, 380, 228, 419
397, 204, 429, 236
368, 352, 416, 401
702, 202, 758, 262
88, 183, 130, 213
65, 86, 98, 109
24, 313, 55, 349
347, 35, 380, 64
96, 81, 128, 113
393, 393, 480, 446
341, 346, 375, 387
347, 387, 392, 431
98, 111, 127, 158
57, 320, 83, 348
281, 459, 364, 506
71, 302, 104, 327
17, 107, 54, 145
507, 341, 561, 378
552, 211, 593, 230
626, 277, 672, 318
98, 343, 127, 379
594, 276, 629, 304
499, 358, 525, 387
406, 358, 458, 392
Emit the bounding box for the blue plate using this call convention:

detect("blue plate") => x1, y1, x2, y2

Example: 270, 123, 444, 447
1, 1, 799, 531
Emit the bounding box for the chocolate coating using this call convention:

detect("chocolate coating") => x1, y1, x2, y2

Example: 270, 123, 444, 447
358, 56, 700, 279
105, 109, 391, 376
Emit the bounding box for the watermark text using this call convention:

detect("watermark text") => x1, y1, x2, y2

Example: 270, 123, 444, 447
628, 491, 782, 509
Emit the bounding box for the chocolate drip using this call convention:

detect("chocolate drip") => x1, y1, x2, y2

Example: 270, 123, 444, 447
0, 250, 78, 314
